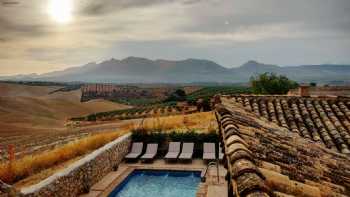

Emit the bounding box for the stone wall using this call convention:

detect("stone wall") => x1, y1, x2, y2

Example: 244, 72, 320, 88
19, 133, 131, 197
288, 86, 350, 97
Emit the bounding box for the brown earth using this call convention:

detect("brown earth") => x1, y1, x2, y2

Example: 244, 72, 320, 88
0, 83, 208, 161
0, 82, 130, 136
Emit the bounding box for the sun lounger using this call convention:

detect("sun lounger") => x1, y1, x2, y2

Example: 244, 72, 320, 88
164, 142, 181, 160
125, 142, 143, 160
179, 143, 194, 160
140, 144, 158, 162
203, 143, 216, 160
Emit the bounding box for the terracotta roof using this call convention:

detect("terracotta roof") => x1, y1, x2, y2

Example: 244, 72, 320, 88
228, 95, 350, 154
215, 96, 350, 197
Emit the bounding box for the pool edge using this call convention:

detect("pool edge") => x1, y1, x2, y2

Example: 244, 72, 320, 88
96, 166, 205, 197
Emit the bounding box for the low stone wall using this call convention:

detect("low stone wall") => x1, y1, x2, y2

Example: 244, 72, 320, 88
20, 133, 131, 197
288, 86, 350, 97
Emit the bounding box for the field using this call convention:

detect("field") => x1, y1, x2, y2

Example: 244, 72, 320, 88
82, 84, 201, 106
71, 102, 197, 122
0, 82, 234, 187
186, 86, 252, 102
0, 131, 126, 185
0, 82, 219, 186
0, 82, 131, 160
71, 85, 251, 122
0, 83, 251, 161
0, 110, 216, 186
136, 111, 217, 132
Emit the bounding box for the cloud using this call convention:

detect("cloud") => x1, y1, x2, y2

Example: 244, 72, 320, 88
77, 0, 194, 16
0, 1, 53, 41
0, 17, 50, 40
181, 0, 350, 39
0, 0, 350, 75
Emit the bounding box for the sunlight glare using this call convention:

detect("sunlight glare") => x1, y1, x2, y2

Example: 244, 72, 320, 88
48, 0, 73, 24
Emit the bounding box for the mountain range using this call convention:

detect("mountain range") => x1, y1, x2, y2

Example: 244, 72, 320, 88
2, 57, 350, 83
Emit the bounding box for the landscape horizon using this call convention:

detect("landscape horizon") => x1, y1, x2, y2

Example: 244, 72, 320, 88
1, 0, 350, 196
2, 56, 350, 84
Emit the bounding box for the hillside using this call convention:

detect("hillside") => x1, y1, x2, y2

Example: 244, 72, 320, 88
235, 60, 350, 83
2, 57, 350, 83
37, 57, 231, 83
0, 83, 130, 135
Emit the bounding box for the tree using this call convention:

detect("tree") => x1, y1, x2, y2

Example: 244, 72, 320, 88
196, 98, 211, 112
310, 82, 317, 87
87, 113, 97, 121
250, 72, 298, 95
165, 89, 187, 102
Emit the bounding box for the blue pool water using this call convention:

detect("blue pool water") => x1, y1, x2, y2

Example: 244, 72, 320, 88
109, 170, 201, 197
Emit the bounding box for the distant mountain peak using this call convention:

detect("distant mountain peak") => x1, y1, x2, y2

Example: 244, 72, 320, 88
242, 60, 263, 67
240, 60, 278, 70
246, 60, 260, 64
122, 56, 150, 62
100, 58, 119, 64
84, 62, 97, 66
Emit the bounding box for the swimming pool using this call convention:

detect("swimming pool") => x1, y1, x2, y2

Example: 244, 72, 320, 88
108, 170, 201, 197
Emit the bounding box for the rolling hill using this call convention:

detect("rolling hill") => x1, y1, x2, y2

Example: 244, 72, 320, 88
0, 83, 130, 135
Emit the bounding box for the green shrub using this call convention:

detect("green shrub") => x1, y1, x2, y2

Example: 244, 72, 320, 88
148, 132, 167, 144
87, 114, 96, 121
168, 131, 197, 142
165, 89, 187, 102
131, 130, 167, 144
132, 130, 218, 144
131, 129, 145, 142
70, 117, 86, 121
250, 72, 299, 95
131, 130, 219, 158
310, 82, 317, 87
186, 86, 252, 103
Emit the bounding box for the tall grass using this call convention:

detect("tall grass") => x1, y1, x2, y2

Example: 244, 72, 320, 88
0, 131, 126, 184
136, 111, 217, 133
0, 112, 216, 184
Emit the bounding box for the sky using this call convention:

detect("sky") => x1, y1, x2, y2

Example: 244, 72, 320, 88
0, 0, 350, 75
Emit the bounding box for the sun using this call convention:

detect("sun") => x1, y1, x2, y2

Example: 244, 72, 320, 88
48, 0, 73, 24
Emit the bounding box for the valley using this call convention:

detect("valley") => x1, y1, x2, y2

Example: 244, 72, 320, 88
0, 82, 131, 160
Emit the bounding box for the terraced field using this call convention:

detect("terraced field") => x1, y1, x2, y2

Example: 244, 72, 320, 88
186, 86, 251, 102
0, 130, 88, 161
72, 104, 197, 122
227, 95, 350, 154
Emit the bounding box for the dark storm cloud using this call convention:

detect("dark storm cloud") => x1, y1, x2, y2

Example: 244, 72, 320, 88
0, 17, 48, 36
78, 0, 169, 15
0, 4, 51, 42
79, 2, 105, 16
77, 0, 207, 16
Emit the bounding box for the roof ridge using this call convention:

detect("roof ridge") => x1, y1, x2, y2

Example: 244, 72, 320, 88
216, 106, 272, 196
